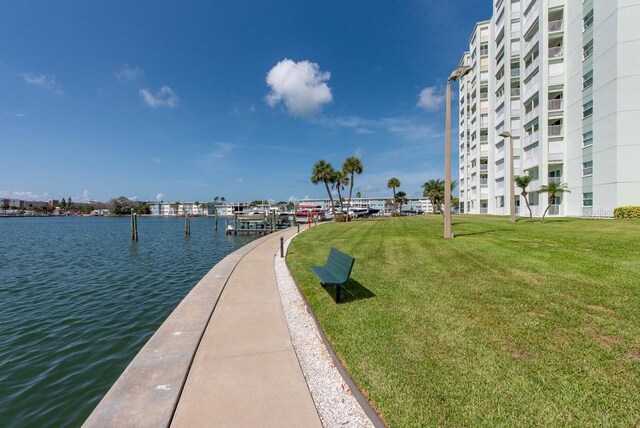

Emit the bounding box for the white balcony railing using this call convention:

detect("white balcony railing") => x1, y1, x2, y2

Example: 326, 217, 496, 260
548, 124, 563, 137
549, 46, 563, 59
523, 131, 540, 147
549, 19, 563, 32
524, 105, 540, 123
548, 99, 563, 110
480, 164, 489, 172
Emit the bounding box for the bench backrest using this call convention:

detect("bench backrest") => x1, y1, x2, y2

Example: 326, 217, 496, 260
327, 248, 355, 282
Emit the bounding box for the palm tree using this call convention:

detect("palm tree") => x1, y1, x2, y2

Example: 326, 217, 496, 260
538, 182, 570, 223
422, 179, 445, 214
311, 160, 337, 215
514, 175, 533, 219
342, 157, 363, 221
395, 191, 408, 214
387, 177, 401, 214
332, 170, 349, 214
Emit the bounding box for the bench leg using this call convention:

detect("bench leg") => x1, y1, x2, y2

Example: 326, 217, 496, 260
336, 284, 340, 303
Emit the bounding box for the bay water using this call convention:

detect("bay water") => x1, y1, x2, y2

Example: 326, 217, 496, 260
0, 216, 258, 427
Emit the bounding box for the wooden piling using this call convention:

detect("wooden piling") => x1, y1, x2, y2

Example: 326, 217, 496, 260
185, 214, 191, 235
131, 209, 139, 241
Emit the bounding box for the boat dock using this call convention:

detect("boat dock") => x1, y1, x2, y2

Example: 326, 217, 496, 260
225, 212, 293, 235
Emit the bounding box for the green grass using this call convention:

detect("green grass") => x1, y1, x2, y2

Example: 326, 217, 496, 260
286, 216, 640, 427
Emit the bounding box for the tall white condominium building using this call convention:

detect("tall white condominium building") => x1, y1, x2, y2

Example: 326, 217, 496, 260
458, 0, 640, 217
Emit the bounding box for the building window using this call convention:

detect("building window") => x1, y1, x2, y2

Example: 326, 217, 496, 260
583, 40, 594, 60
583, 70, 593, 89
583, 131, 593, 147
583, 100, 593, 118
529, 191, 539, 206
583, 10, 594, 31
583, 161, 593, 176
583, 192, 593, 207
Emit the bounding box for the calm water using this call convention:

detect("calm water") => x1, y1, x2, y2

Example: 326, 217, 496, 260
0, 216, 258, 427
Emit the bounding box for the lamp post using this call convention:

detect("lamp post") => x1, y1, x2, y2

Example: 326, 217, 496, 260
499, 131, 516, 223
444, 65, 472, 239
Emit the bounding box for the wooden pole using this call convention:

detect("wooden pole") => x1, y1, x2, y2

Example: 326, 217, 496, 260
215, 212, 218, 231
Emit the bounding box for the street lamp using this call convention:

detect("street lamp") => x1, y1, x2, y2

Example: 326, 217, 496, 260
499, 131, 516, 223
444, 65, 472, 239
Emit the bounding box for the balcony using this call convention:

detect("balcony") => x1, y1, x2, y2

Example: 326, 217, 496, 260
548, 99, 563, 111
548, 177, 562, 184
480, 145, 489, 157
523, 153, 541, 170
523, 130, 540, 147
480, 164, 489, 172
511, 87, 521, 97
523, 38, 538, 56
511, 68, 521, 78
479, 135, 489, 143
524, 105, 540, 124
524, 57, 540, 79
549, 46, 563, 59
548, 124, 563, 137
523, 74, 540, 102
523, 2, 540, 33
548, 19, 563, 32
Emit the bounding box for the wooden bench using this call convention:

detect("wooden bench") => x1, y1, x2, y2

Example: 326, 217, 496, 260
310, 248, 355, 303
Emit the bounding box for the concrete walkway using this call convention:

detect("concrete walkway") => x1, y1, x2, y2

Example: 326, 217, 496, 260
84, 227, 322, 428
171, 228, 321, 427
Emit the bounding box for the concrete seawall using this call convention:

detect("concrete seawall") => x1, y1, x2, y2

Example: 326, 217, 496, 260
83, 230, 290, 427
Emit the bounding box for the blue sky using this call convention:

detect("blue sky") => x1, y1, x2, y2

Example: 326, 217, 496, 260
1, 0, 491, 204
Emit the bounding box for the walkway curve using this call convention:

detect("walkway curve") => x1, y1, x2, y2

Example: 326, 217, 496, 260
84, 228, 303, 427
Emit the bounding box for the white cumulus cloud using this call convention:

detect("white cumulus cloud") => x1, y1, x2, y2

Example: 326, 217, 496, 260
156, 193, 165, 201
265, 59, 332, 117
22, 73, 63, 94
139, 86, 179, 108
417, 86, 445, 111
115, 63, 144, 81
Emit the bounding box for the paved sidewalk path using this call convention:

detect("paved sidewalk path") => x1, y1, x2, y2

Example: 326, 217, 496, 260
171, 228, 322, 427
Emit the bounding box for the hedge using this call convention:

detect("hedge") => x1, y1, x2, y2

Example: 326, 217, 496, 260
613, 206, 640, 219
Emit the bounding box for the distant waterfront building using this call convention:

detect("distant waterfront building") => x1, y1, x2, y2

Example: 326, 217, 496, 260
148, 202, 211, 216
458, 0, 640, 217
298, 197, 434, 215
2, 199, 24, 208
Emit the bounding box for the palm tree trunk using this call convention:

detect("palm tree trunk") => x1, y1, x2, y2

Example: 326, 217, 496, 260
542, 204, 551, 223
347, 173, 355, 222
523, 194, 532, 219
392, 188, 397, 214
323, 181, 336, 215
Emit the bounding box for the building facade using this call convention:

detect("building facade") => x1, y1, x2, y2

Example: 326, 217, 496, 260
458, 0, 640, 217
298, 197, 434, 215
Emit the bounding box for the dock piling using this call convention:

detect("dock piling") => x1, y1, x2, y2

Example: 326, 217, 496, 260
131, 209, 139, 241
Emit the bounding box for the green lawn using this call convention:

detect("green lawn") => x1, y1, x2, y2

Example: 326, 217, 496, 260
286, 215, 640, 427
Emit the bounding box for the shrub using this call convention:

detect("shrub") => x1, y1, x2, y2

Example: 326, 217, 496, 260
614, 206, 640, 219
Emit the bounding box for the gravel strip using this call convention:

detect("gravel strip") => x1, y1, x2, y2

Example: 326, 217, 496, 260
274, 235, 375, 428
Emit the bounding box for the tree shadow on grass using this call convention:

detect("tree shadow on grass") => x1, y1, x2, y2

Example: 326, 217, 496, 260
323, 279, 375, 304
453, 229, 513, 237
